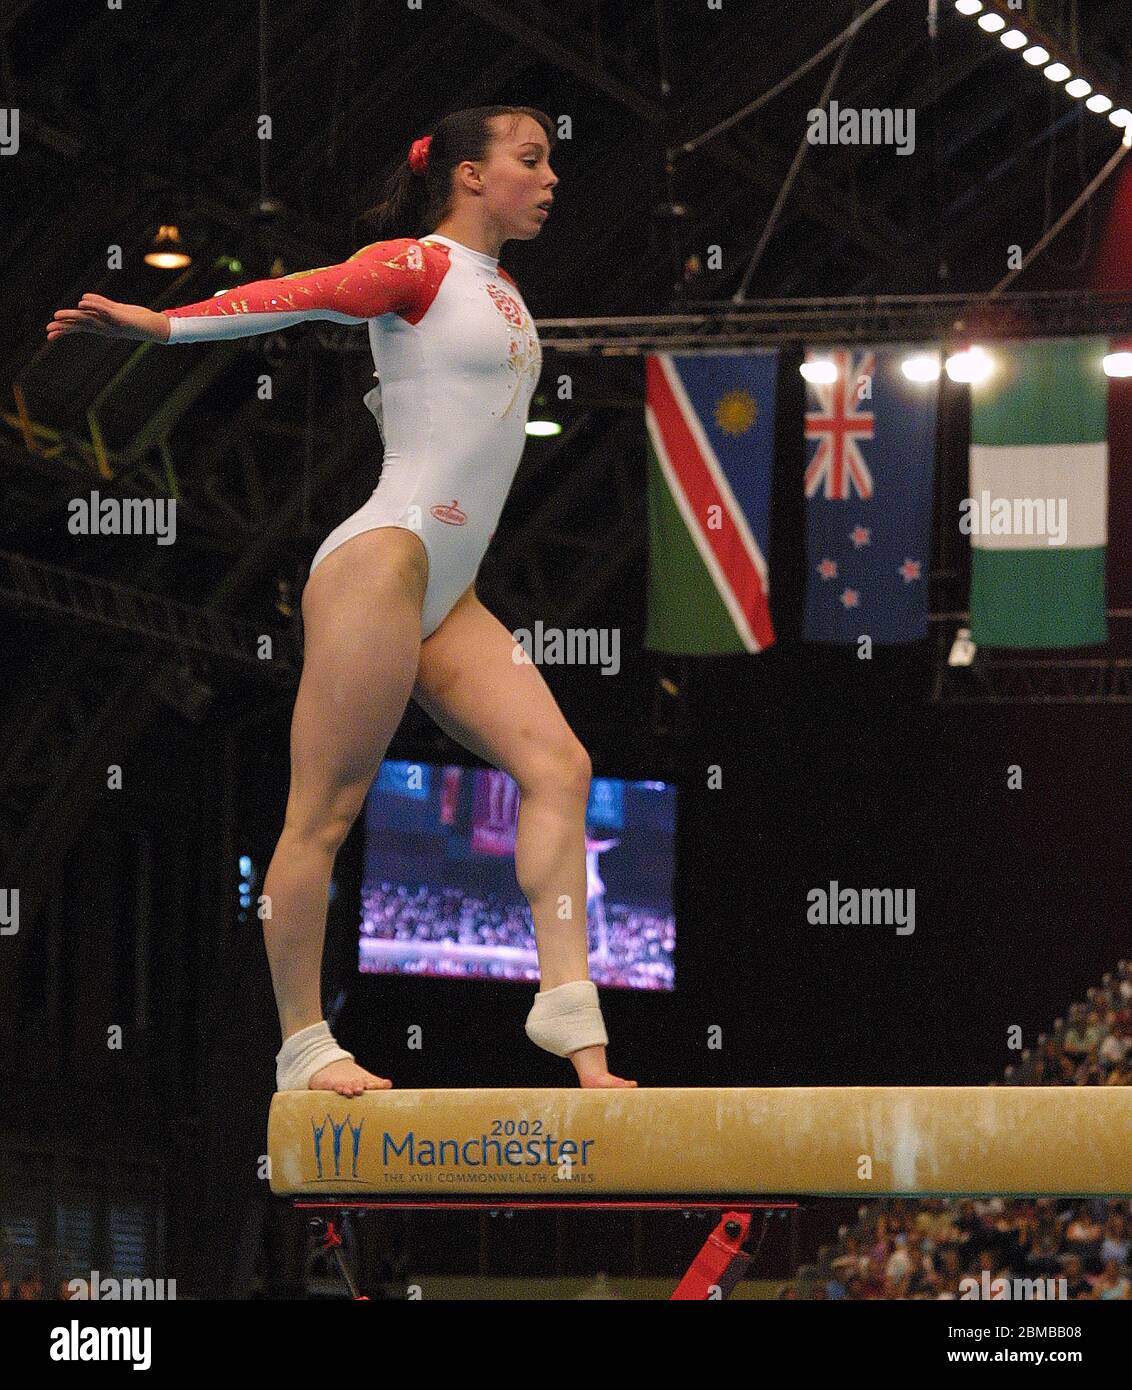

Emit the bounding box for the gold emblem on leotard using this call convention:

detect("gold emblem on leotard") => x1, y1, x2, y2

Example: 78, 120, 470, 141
484, 286, 541, 419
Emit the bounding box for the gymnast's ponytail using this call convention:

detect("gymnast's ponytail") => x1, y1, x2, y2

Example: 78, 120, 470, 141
360, 105, 555, 242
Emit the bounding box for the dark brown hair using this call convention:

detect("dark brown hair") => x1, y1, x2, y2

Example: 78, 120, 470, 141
361, 105, 556, 241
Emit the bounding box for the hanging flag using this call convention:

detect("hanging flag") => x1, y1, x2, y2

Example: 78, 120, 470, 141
803, 344, 937, 644
967, 337, 1108, 648
644, 351, 777, 655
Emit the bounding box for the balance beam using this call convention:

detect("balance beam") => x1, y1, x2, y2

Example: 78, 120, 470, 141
267, 1086, 1132, 1198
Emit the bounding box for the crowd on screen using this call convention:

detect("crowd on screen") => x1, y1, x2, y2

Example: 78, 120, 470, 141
360, 880, 674, 987
783, 960, 1132, 1300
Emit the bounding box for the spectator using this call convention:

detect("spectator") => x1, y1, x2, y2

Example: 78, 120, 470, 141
916, 1199, 959, 1243
1094, 1259, 1131, 1300
1061, 1254, 1093, 1299
904, 1233, 935, 1297
830, 1236, 867, 1282
884, 1234, 912, 1295
858, 1257, 885, 1299
1098, 1027, 1129, 1070
1064, 1204, 1103, 1251
1063, 1015, 1089, 1056
1083, 1012, 1106, 1051
1099, 1213, 1130, 1266
931, 1245, 962, 1297
1025, 1220, 1061, 1274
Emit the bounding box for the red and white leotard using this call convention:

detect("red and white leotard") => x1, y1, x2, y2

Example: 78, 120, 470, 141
163, 232, 541, 636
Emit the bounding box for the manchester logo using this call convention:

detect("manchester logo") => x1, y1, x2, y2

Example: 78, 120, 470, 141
312, 1113, 365, 1181
430, 499, 467, 525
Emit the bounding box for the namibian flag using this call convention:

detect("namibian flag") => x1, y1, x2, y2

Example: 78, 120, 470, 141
968, 337, 1108, 648
644, 352, 777, 655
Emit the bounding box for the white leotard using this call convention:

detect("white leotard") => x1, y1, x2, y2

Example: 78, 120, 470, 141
163, 232, 542, 636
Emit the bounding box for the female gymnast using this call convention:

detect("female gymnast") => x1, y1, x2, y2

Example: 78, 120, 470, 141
48, 105, 636, 1096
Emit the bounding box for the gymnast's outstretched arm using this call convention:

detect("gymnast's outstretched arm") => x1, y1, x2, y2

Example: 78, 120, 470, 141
46, 237, 434, 344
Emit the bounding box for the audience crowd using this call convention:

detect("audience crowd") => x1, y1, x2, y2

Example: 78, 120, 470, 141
783, 960, 1132, 1299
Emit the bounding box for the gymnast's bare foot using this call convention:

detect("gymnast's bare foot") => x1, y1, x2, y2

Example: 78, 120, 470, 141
308, 1059, 393, 1096
570, 1044, 637, 1089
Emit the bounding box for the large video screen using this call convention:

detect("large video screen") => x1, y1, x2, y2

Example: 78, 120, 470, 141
358, 762, 676, 990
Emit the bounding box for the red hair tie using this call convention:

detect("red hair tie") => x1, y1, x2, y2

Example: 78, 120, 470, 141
409, 135, 432, 176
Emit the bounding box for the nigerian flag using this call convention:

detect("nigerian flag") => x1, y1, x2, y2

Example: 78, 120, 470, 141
967, 337, 1108, 648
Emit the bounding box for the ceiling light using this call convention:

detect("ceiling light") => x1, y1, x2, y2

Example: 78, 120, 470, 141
1102, 352, 1132, 379
900, 353, 941, 383
143, 224, 192, 270
800, 359, 838, 384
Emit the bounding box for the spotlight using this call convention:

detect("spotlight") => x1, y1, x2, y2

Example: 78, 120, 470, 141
800, 358, 838, 384
948, 626, 977, 668
144, 224, 192, 270
1102, 352, 1132, 378
900, 352, 941, 383
945, 345, 994, 384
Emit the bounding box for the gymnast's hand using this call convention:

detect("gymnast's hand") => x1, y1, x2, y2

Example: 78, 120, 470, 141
47, 293, 170, 343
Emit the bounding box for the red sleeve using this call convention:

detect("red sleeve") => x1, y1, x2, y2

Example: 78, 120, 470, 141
162, 238, 446, 342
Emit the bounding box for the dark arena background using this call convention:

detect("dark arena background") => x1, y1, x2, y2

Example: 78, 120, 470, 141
2, 0, 1131, 1365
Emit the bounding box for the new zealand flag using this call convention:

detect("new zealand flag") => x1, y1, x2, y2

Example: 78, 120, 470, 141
803, 345, 938, 644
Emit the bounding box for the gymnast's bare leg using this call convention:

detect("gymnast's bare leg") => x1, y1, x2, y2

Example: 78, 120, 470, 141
261, 527, 428, 1096
413, 585, 636, 1089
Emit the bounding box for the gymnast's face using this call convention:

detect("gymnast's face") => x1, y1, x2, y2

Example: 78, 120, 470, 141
479, 114, 558, 241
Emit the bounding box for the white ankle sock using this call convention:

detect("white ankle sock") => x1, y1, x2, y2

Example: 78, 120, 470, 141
524, 980, 608, 1057
275, 1020, 354, 1091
